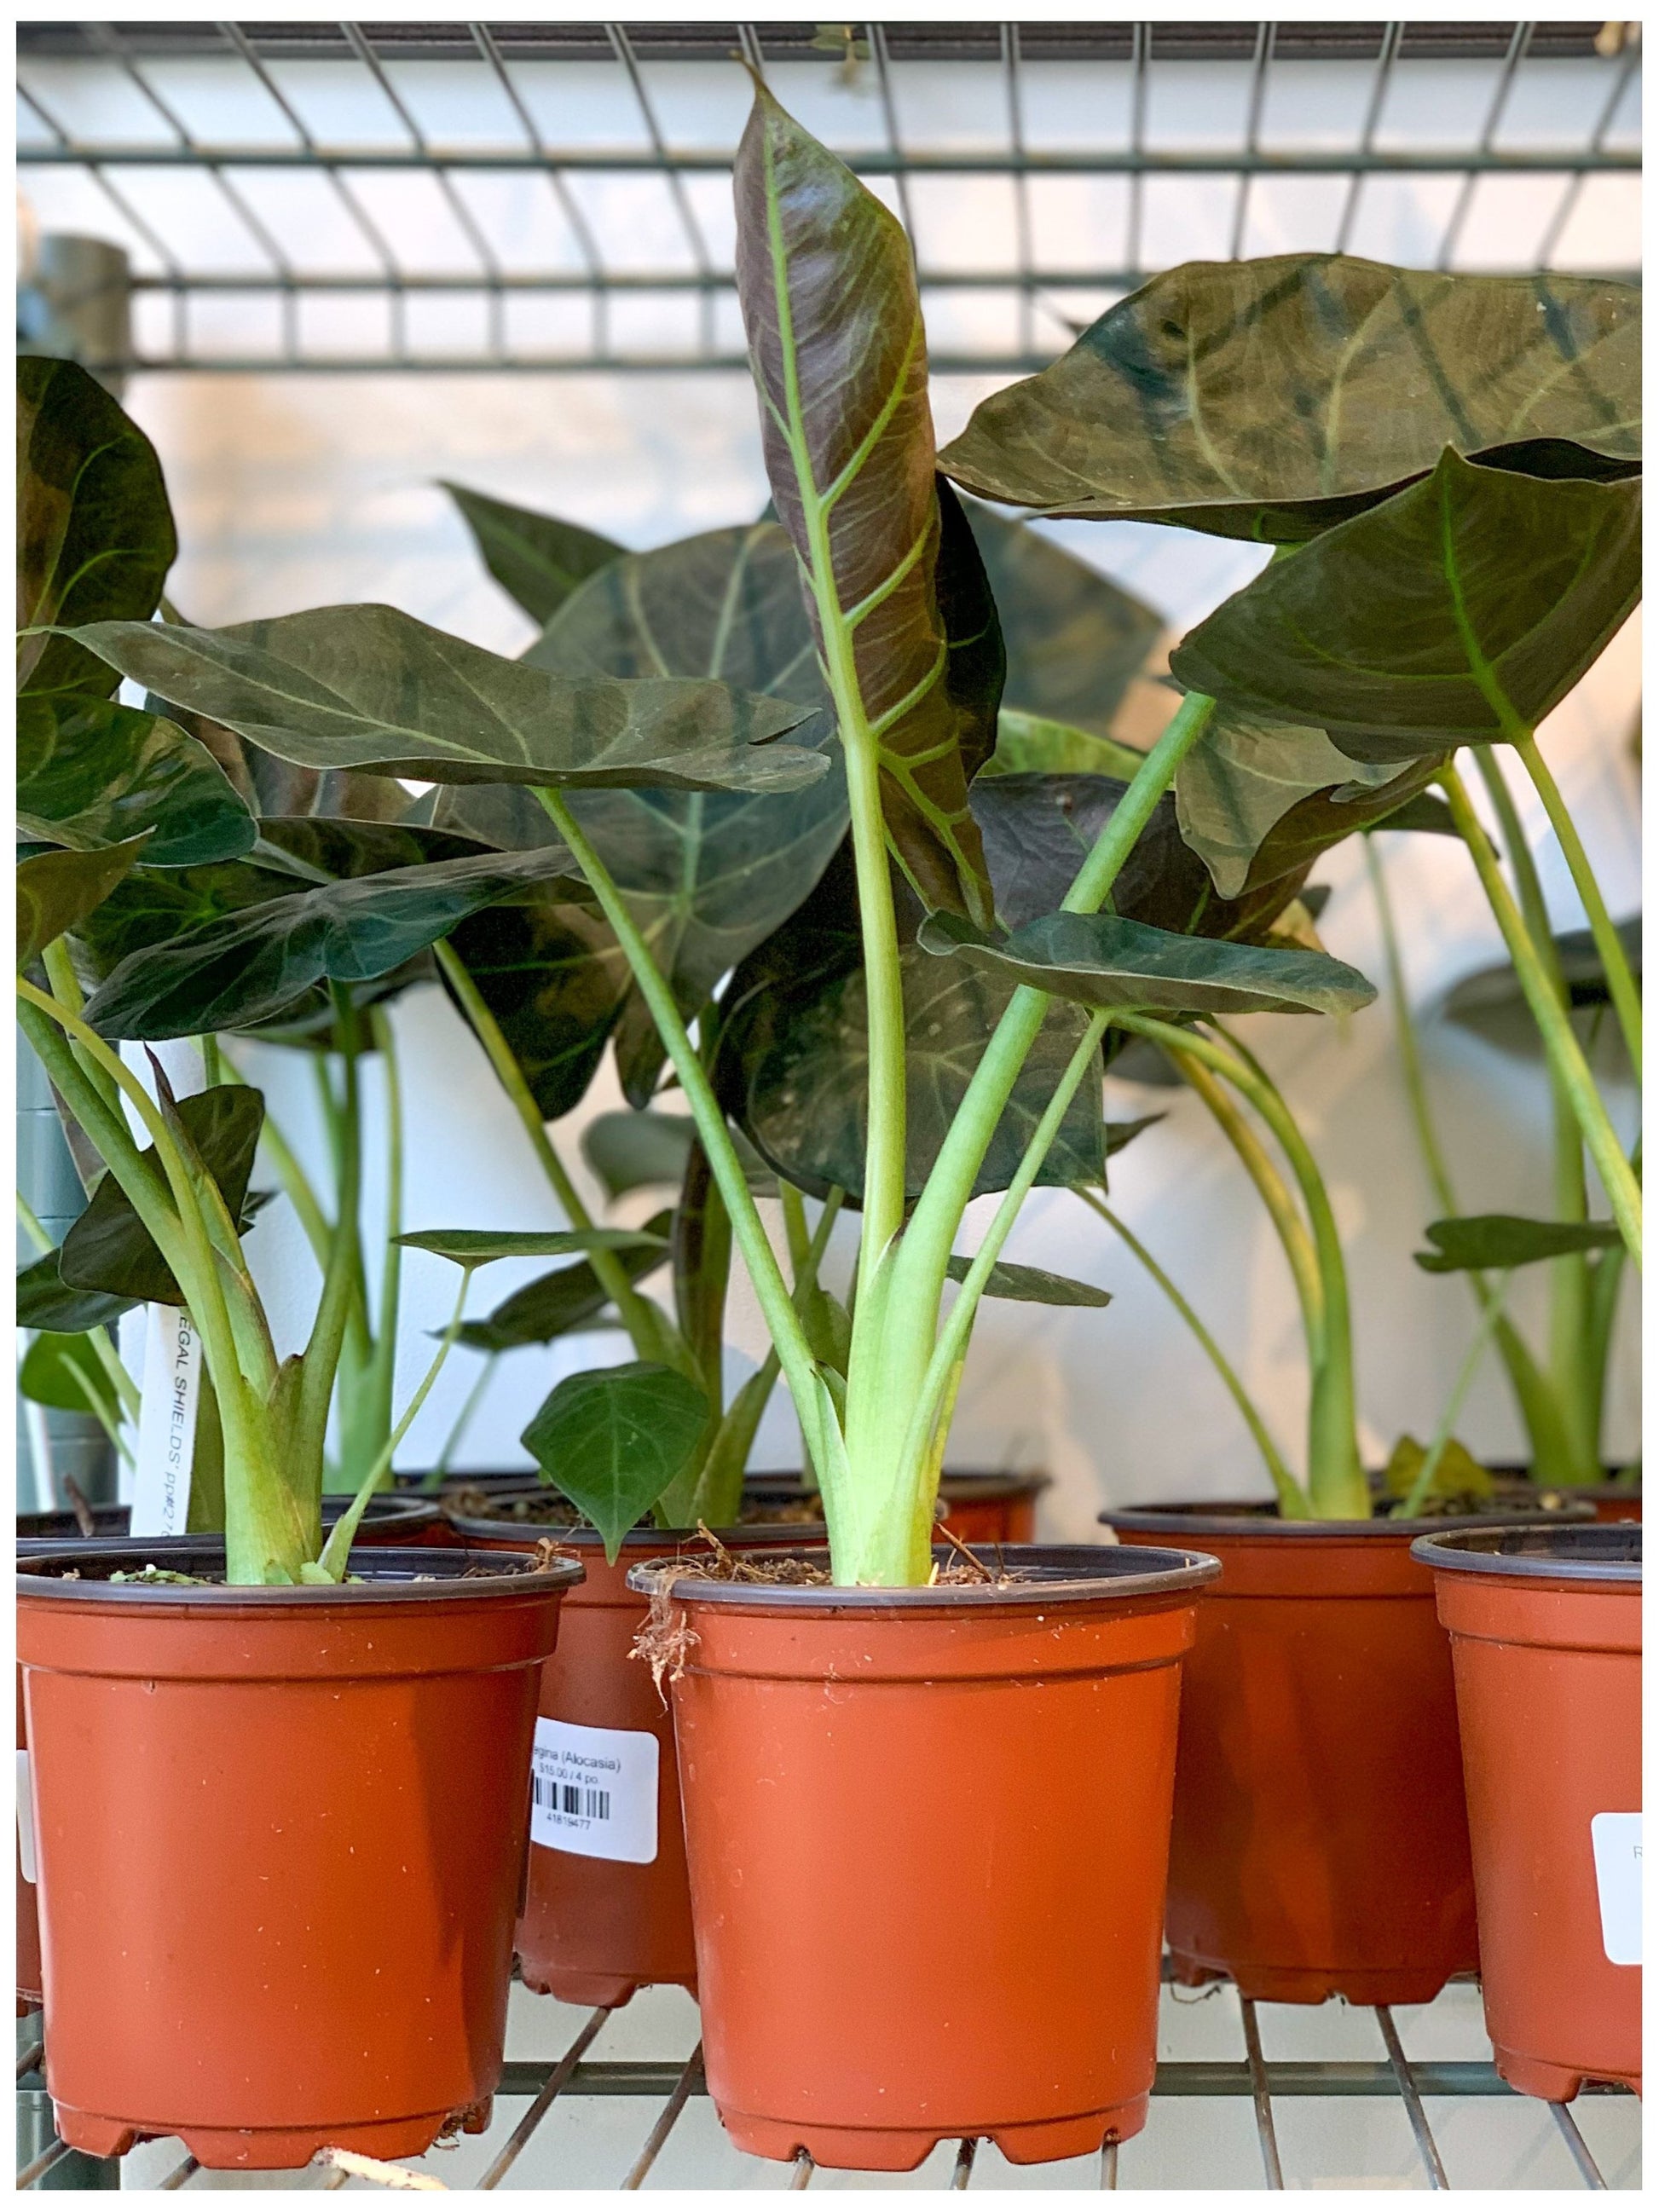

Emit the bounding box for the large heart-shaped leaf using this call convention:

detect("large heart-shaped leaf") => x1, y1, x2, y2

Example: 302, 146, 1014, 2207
17, 356, 176, 697
55, 604, 823, 791
1174, 711, 1441, 900
397, 1226, 668, 1264
454, 1213, 673, 1354
945, 1252, 1113, 1307
58, 1084, 266, 1302
939, 257, 1641, 542
520, 1360, 710, 1560
81, 840, 590, 1039
965, 502, 1162, 736
734, 86, 999, 921
918, 909, 1378, 1019
1415, 1215, 1624, 1273
18, 694, 255, 866
1171, 453, 1641, 757
442, 481, 624, 625
18, 835, 151, 966
16, 1248, 136, 1333
162, 695, 424, 828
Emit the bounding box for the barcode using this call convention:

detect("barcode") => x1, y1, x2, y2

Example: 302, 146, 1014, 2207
534, 1773, 610, 1822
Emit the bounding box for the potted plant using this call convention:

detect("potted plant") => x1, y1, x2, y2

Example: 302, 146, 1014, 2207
1410, 1524, 1640, 2102
946, 250, 1639, 2013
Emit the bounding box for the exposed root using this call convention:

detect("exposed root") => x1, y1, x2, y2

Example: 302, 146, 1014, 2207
631, 1576, 702, 1703
314, 2146, 447, 2189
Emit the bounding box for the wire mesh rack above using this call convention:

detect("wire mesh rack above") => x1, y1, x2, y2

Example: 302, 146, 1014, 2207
14, 21, 1644, 375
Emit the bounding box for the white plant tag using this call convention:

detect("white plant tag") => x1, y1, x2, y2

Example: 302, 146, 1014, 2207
16, 1751, 37, 1884
529, 1717, 658, 1864
1591, 1811, 1642, 1966
130, 1303, 200, 1538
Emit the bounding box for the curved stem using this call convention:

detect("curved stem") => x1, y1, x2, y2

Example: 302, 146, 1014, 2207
367, 1004, 405, 1484
295, 989, 363, 1487
1512, 731, 1640, 1080
1074, 1184, 1306, 1513
1442, 761, 1641, 1268
42, 939, 121, 1119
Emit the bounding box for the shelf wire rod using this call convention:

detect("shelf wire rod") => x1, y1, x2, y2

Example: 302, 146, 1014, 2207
477, 2006, 612, 2190
620, 2042, 703, 2189
1536, 32, 1643, 268
1100, 2140, 1119, 2188
158, 2152, 200, 2189
342, 21, 508, 359
1436, 20, 1534, 270
217, 21, 408, 367
1332, 20, 1403, 254
1125, 21, 1149, 286
789, 2148, 815, 2188
467, 22, 610, 363
736, 26, 769, 84
14, 2040, 44, 2082
605, 23, 719, 359
1228, 21, 1275, 260
16, 69, 190, 361
866, 23, 916, 245
1239, 1996, 1286, 2189
949, 2138, 979, 2189
17, 2136, 73, 2190
1550, 2101, 1609, 2189
1374, 2005, 1449, 2190
1002, 23, 1035, 358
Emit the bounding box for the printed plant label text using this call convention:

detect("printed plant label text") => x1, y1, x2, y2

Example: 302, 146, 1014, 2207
1591, 1811, 1641, 1967
530, 1716, 658, 1864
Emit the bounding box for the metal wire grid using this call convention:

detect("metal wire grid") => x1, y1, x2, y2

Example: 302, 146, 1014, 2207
14, 20, 1643, 376
16, 1975, 1637, 2192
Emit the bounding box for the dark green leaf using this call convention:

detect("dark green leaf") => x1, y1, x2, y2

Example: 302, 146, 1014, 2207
18, 1331, 122, 1427
397, 1226, 668, 1264
581, 1108, 772, 1200
918, 909, 1378, 1018
1170, 453, 1641, 758
939, 257, 1640, 541
16, 1248, 136, 1333
1443, 915, 1640, 1060
1174, 710, 1442, 899
18, 835, 151, 966
982, 709, 1151, 782
520, 1360, 709, 1561
455, 1214, 673, 1354
795, 1277, 853, 1374
1414, 1214, 1624, 1273
734, 88, 999, 921
444, 894, 631, 1119
81, 842, 589, 1039
965, 501, 1162, 736
18, 694, 255, 866
163, 696, 425, 827
1370, 791, 1460, 838
945, 1252, 1113, 1307
58, 1085, 265, 1302
1106, 1112, 1164, 1155
55, 604, 823, 791
442, 481, 624, 624
17, 356, 177, 697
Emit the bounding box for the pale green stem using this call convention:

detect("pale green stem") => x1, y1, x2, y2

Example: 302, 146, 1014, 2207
534, 788, 826, 1468
42, 937, 120, 1118
431, 938, 673, 1363
294, 988, 364, 1479
1512, 731, 1641, 1081
1396, 1272, 1515, 1518
367, 1004, 405, 1481
1442, 762, 1641, 1268
316, 1264, 476, 1577
779, 1181, 812, 1278
1074, 1184, 1307, 1514
198, 1034, 223, 1087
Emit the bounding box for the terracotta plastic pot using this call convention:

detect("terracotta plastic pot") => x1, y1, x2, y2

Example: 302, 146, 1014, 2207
448, 1501, 823, 2007
1104, 1501, 1586, 2005
17, 1664, 42, 2013
632, 1542, 1218, 2171
18, 1539, 581, 2169
1413, 1524, 1641, 2100
745, 1469, 1051, 1545
1488, 1477, 1641, 1525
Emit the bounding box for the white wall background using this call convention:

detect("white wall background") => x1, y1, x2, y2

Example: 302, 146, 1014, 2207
52, 43, 1635, 1521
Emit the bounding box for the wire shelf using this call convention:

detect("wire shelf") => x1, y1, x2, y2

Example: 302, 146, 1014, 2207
17, 1969, 1640, 2191
14, 20, 1642, 376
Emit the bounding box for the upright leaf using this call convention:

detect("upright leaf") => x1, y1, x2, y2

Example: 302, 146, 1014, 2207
520, 1361, 710, 1561
55, 605, 823, 790
945, 1253, 1113, 1308
18, 835, 151, 966
1170, 453, 1641, 757
58, 1085, 265, 1302
17, 356, 176, 697
18, 694, 254, 865
1415, 1215, 1624, 1273
442, 481, 624, 625
939, 257, 1640, 541
733, 87, 999, 921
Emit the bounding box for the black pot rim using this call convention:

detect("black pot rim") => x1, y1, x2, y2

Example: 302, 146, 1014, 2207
1102, 1498, 1595, 1539
627, 1539, 1219, 1610
443, 1507, 830, 1547
16, 1538, 584, 1604
1409, 1523, 1642, 1584
14, 1494, 440, 1554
